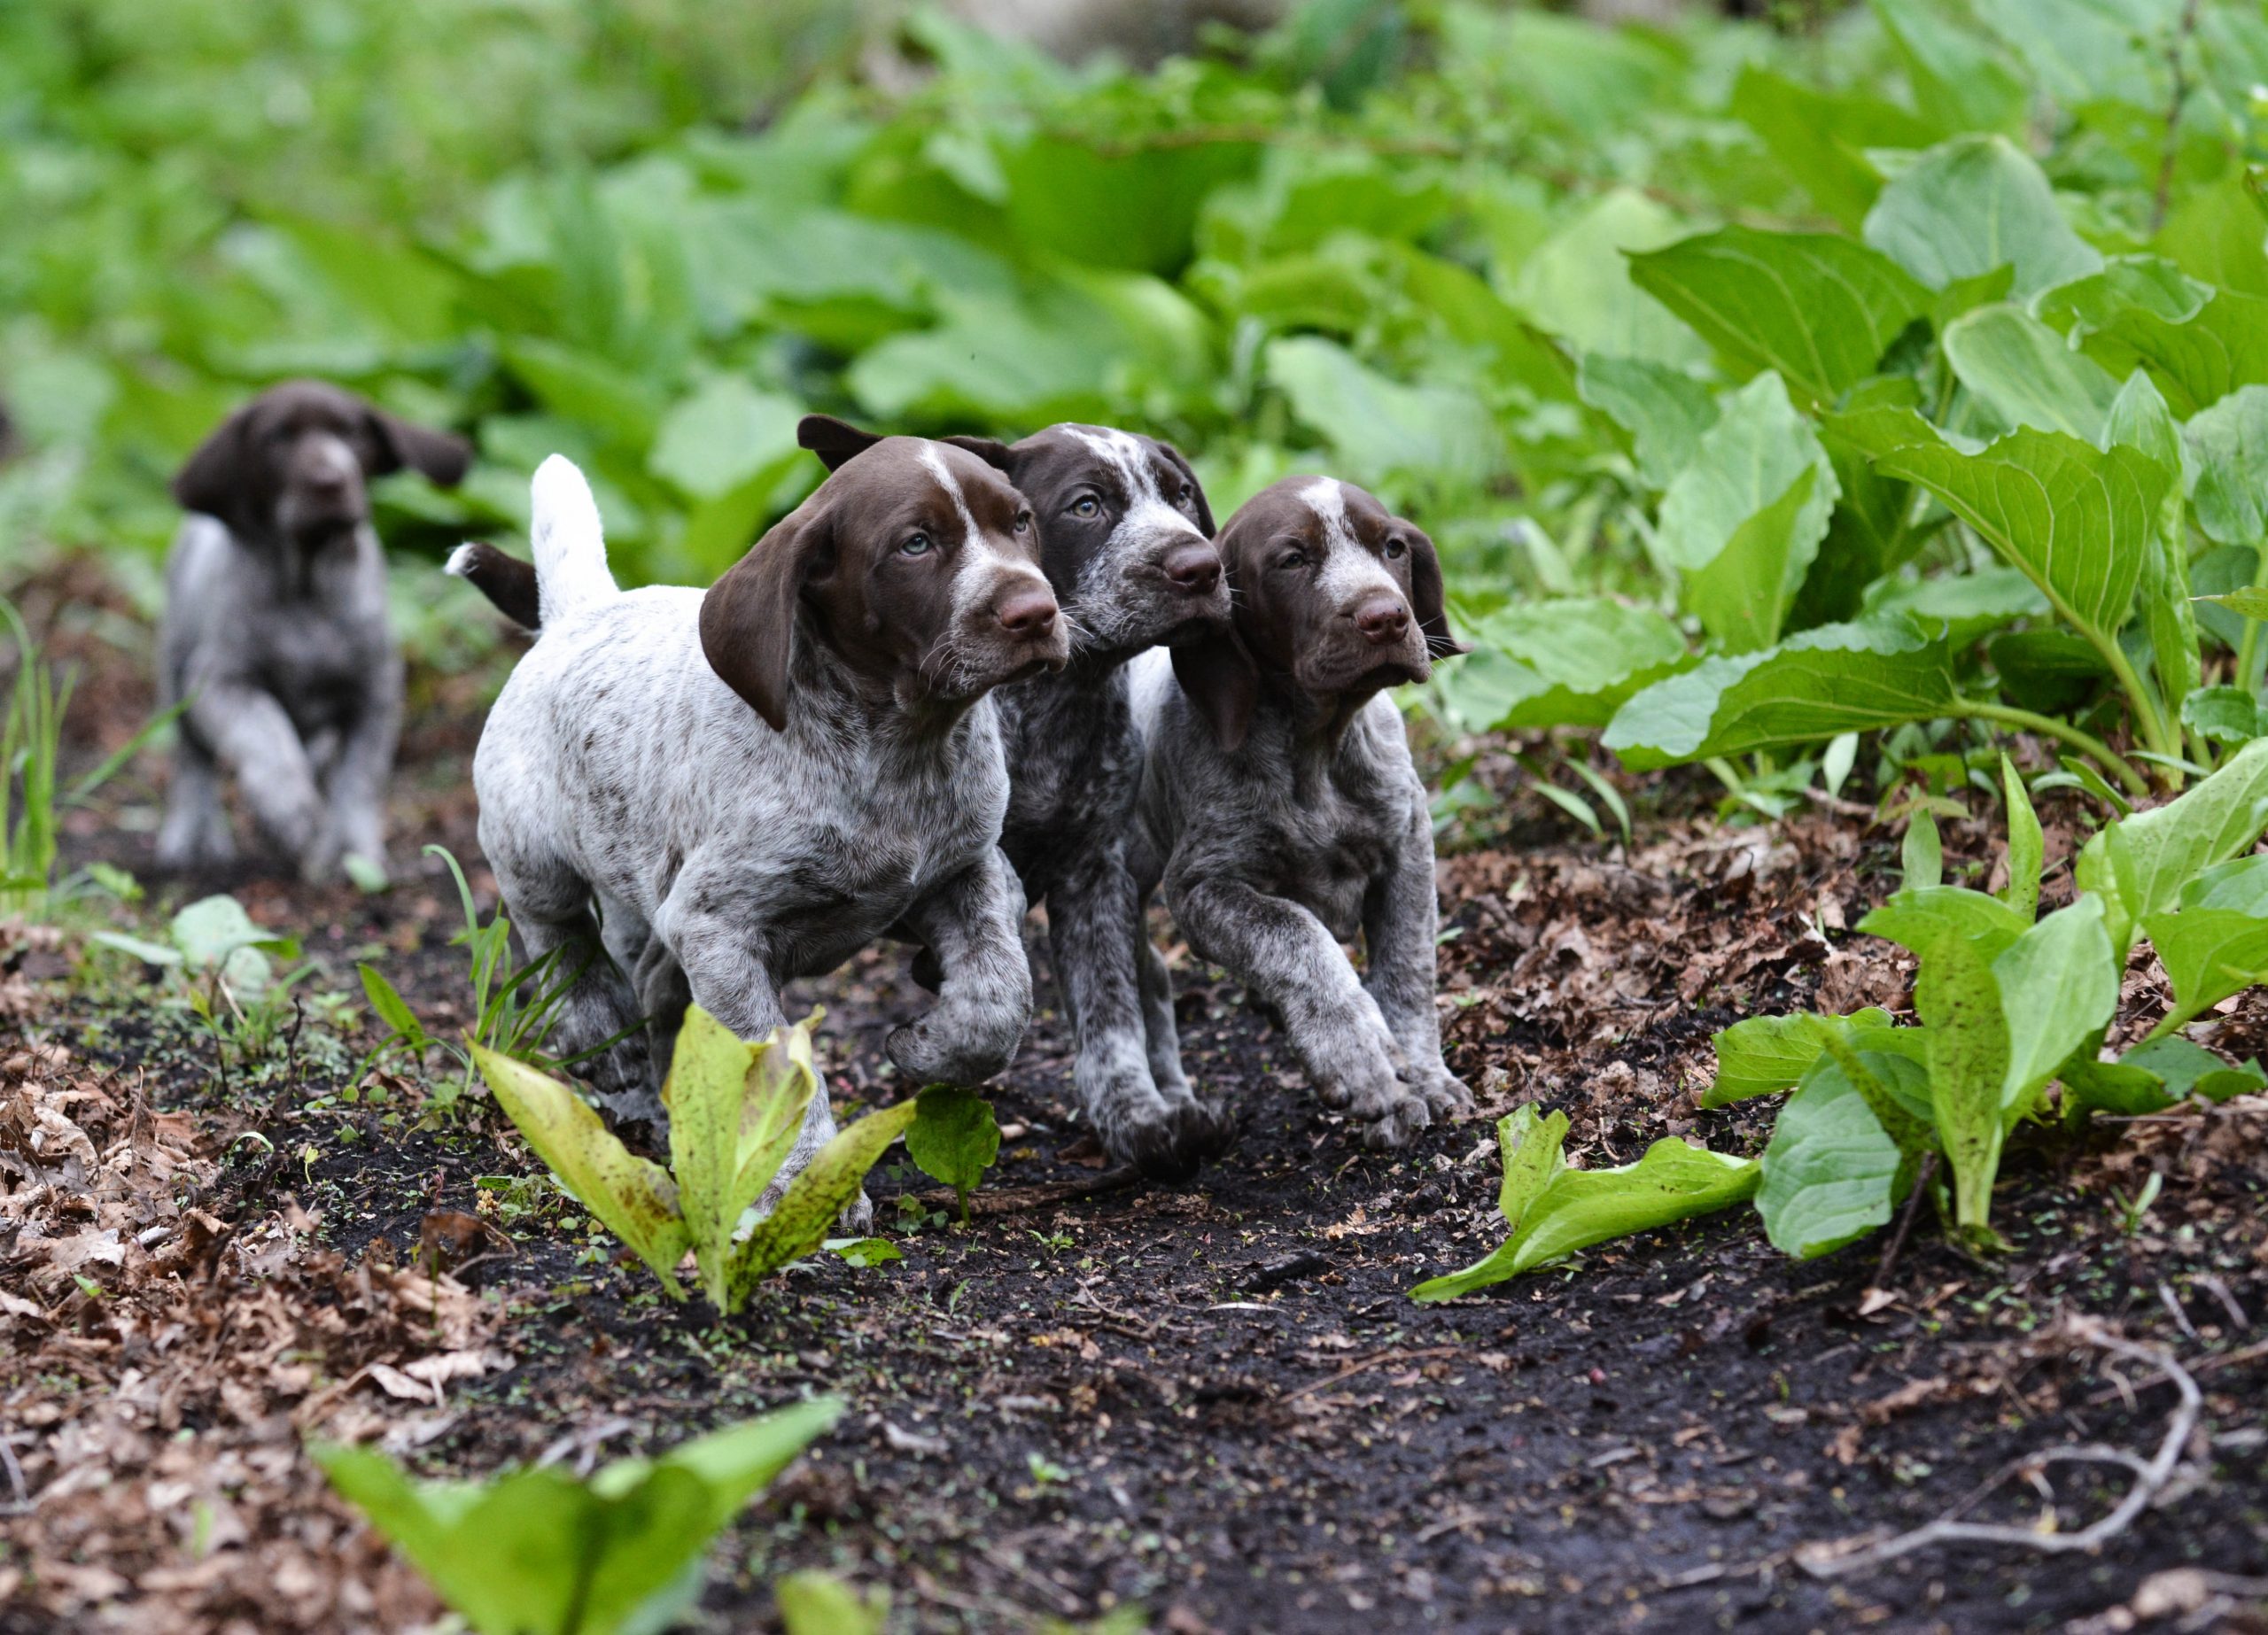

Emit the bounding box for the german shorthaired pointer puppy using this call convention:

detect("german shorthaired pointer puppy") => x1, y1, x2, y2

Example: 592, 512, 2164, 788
1130, 477, 1473, 1149
158, 380, 470, 879
470, 444, 1067, 1209
796, 416, 1236, 1180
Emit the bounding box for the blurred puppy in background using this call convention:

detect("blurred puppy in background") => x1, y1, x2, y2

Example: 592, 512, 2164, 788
1131, 476, 1472, 1150
157, 380, 470, 880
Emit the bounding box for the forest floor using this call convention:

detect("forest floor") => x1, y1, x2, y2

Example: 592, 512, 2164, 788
4, 563, 2265, 1634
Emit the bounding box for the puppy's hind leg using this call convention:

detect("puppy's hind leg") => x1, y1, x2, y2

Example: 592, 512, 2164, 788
156, 739, 235, 869
493, 858, 654, 1125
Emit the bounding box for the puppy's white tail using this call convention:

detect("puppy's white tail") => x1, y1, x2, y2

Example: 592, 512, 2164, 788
529, 454, 617, 624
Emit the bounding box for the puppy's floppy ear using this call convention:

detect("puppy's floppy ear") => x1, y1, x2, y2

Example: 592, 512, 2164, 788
798, 415, 886, 472
939, 433, 1016, 474
1405, 525, 1468, 658
1157, 442, 1215, 536
170, 406, 256, 527
1171, 628, 1259, 753
699, 504, 833, 731
365, 407, 471, 487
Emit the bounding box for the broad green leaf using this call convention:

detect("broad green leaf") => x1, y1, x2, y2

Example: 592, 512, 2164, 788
1915, 927, 2011, 1235
1577, 354, 1718, 490
1870, 423, 2174, 656
2180, 686, 2266, 747
648, 377, 804, 501
727, 1098, 919, 1303
170, 895, 297, 968
1858, 566, 2047, 649
1513, 189, 1710, 369
1869, 0, 2026, 133
2185, 385, 2268, 547
1902, 809, 1944, 890
1491, 1104, 1569, 1228
1727, 66, 1932, 229
2156, 168, 2268, 299
624, 1398, 842, 1523
1626, 227, 1930, 407
826, 1236, 901, 1268
2108, 371, 2200, 722
905, 1085, 1000, 1217
1860, 885, 2031, 963
1992, 895, 2117, 1111
2142, 906, 2268, 1034
470, 1043, 691, 1296
1705, 1008, 1893, 1107
2196, 588, 2268, 623
1438, 598, 1691, 733
1000, 135, 1257, 276
779, 1570, 889, 1635
1755, 1053, 1906, 1259
2002, 755, 2043, 920
2118, 1036, 2267, 1105
2082, 288, 2268, 419
1942, 305, 2122, 438
664, 1006, 819, 1305
1264, 335, 1503, 492
1969, 0, 2160, 108
1410, 1108, 1756, 1300
2033, 257, 2210, 344
358, 964, 429, 1050
1604, 616, 1958, 769
1864, 136, 2101, 300
90, 931, 183, 967
2075, 737, 2268, 950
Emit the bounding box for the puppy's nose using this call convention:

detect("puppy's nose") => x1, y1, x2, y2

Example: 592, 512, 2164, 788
307, 469, 351, 497
1161, 540, 1222, 597
995, 585, 1060, 637
1352, 596, 1410, 645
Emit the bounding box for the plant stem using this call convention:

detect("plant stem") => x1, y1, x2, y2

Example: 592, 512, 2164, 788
2237, 539, 2268, 695
1954, 700, 2151, 800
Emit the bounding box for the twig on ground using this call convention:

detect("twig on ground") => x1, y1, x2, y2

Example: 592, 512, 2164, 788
1799, 786, 1879, 820
1871, 1151, 1939, 1290
1655, 1549, 1793, 1591
0, 1427, 31, 1515
2084, 1336, 2268, 1406
1282, 1344, 1464, 1402
1797, 1321, 2202, 1578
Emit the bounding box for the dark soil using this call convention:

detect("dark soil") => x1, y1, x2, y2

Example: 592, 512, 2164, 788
6, 574, 2266, 1634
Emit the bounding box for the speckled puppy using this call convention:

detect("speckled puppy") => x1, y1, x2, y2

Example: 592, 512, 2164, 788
469, 446, 1067, 1212
1129, 476, 1473, 1149
799, 416, 1236, 1181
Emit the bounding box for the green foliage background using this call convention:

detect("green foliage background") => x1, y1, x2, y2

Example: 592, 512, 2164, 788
4, 0, 2265, 779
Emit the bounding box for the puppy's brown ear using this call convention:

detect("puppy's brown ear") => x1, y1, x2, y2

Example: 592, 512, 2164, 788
699, 505, 833, 731
170, 407, 255, 527
1172, 629, 1259, 752
1406, 526, 1468, 658
798, 415, 886, 472
1157, 442, 1215, 536
365, 408, 471, 487
939, 433, 1015, 474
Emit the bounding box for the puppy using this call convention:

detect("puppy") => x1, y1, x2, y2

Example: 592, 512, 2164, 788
158, 381, 470, 879
471, 445, 1068, 1209
1130, 477, 1473, 1148
798, 417, 1235, 1181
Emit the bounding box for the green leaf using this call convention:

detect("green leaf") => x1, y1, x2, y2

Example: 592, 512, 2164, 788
1869, 423, 2174, 659
1492, 1104, 1570, 1228
1858, 565, 2047, 648
358, 964, 430, 1050
778, 1570, 889, 1635
1626, 228, 1928, 407
2081, 289, 2268, 419
1410, 1107, 1757, 1300
1860, 885, 2031, 963
2033, 256, 2210, 344
2075, 737, 2268, 951
905, 1085, 1000, 1219
1868, 0, 2026, 134
1992, 895, 2117, 1111
1604, 616, 1958, 770
1863, 135, 2101, 300
826, 1236, 902, 1268
1513, 189, 1710, 369
664, 1006, 819, 1306
648, 377, 804, 501
1705, 1008, 1894, 1107
1264, 335, 1503, 492
1438, 598, 1691, 733
2002, 755, 2043, 921
1577, 354, 1718, 490
2180, 686, 2266, 748
1728, 66, 1936, 229
2118, 1036, 2266, 1105
470, 1043, 692, 1297
2109, 371, 2201, 725
2142, 904, 2268, 1034
1915, 927, 2011, 1236
1942, 305, 2123, 439
1756, 1052, 1908, 1259
2185, 385, 2268, 548
1902, 809, 1944, 890
170, 895, 297, 968
1655, 373, 1840, 653
727, 1099, 920, 1304
90, 931, 183, 967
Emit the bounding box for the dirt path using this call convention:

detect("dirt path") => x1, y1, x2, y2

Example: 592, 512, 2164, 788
6, 601, 2266, 1633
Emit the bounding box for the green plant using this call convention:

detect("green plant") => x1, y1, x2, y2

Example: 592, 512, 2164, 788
903, 1085, 1001, 1221
1718, 743, 2268, 1256
0, 600, 176, 917
472, 1005, 921, 1313
314, 1399, 841, 1635
93, 895, 312, 1065
1410, 1104, 1759, 1301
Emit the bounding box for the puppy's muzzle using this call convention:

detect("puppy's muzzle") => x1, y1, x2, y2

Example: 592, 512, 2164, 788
1161, 539, 1222, 599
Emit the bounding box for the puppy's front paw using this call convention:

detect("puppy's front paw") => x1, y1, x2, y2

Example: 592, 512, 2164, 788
1361, 1094, 1433, 1151
888, 1010, 1019, 1087
1117, 1098, 1235, 1183
1307, 1026, 1408, 1123
1416, 1065, 1475, 1120
838, 1189, 875, 1236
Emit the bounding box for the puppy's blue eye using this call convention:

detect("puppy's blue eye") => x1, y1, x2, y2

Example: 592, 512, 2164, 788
902, 532, 933, 556
1071, 496, 1099, 519
1385, 538, 1408, 559
1014, 511, 1032, 533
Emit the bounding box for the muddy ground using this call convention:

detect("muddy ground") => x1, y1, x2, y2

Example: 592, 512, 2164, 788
4, 570, 2266, 1634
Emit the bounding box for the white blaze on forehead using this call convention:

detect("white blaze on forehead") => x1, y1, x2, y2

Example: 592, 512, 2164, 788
917, 441, 984, 554
308, 432, 359, 482
1301, 477, 1398, 605
1071, 426, 1202, 543
920, 441, 1049, 612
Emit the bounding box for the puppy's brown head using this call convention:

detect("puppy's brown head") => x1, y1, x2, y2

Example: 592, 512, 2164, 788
1171, 477, 1464, 751
172, 380, 470, 547
803, 415, 1227, 658
700, 438, 1068, 731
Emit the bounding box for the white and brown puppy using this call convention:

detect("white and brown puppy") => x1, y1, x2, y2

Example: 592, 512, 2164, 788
1130, 477, 1473, 1149
797, 416, 1234, 1181
158, 380, 470, 879
470, 444, 1067, 1209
